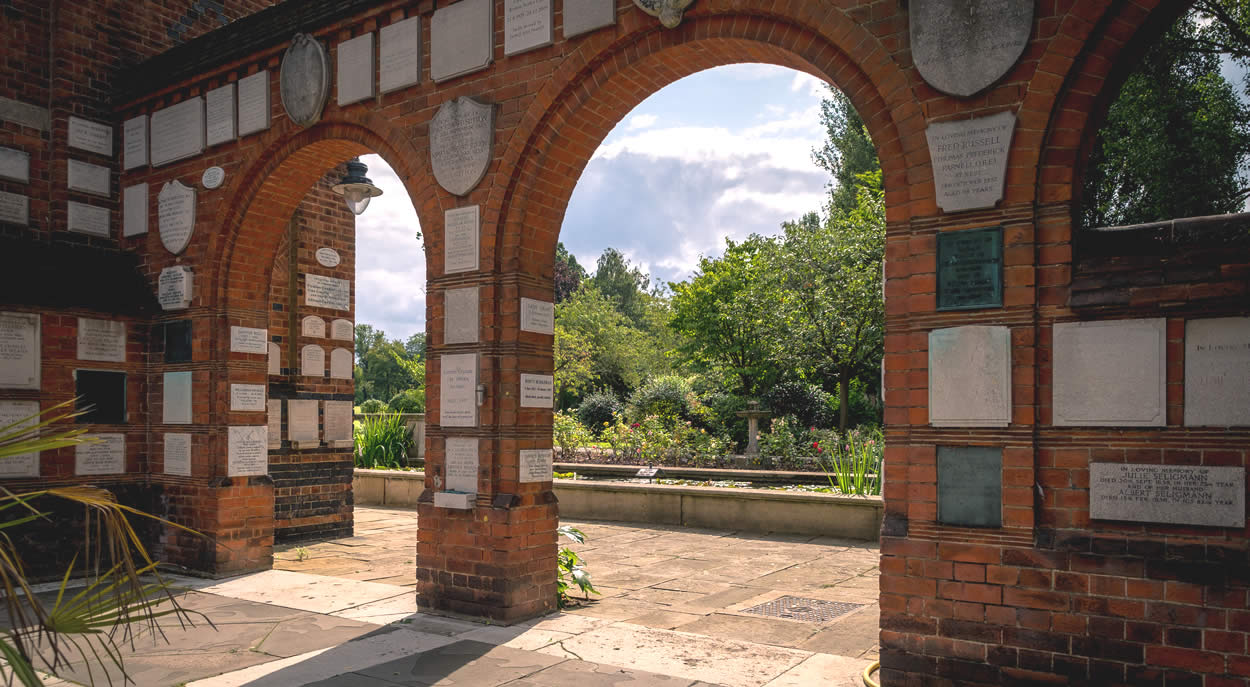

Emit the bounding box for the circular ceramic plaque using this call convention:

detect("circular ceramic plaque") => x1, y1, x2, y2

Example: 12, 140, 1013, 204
202, 166, 225, 189
316, 247, 341, 268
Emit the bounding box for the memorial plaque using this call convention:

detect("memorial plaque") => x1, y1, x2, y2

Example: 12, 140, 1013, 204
430, 0, 493, 83
1184, 317, 1250, 427
267, 399, 282, 448
123, 115, 148, 170
0, 401, 41, 477
75, 370, 126, 424
1053, 319, 1165, 427
380, 16, 421, 93
430, 98, 494, 196
315, 247, 340, 267
444, 206, 480, 274
158, 266, 194, 310
68, 117, 112, 157
324, 400, 353, 444
505, 0, 553, 56
937, 446, 1002, 528
520, 297, 555, 335
67, 201, 110, 237
77, 318, 125, 362
150, 97, 206, 167
330, 348, 353, 379
337, 32, 375, 106
0, 191, 28, 225
202, 166, 225, 190
164, 320, 192, 363
564, 0, 616, 38
0, 146, 30, 182
929, 326, 1010, 427
287, 399, 319, 444
520, 373, 554, 408
0, 97, 48, 131
68, 159, 110, 196
230, 326, 268, 354
302, 315, 326, 338
444, 287, 479, 344
1091, 463, 1245, 528
163, 371, 192, 424
268, 342, 281, 374
158, 180, 196, 255
164, 433, 192, 476
910, 0, 1035, 98
331, 319, 353, 341
305, 274, 351, 310
519, 448, 553, 483
206, 83, 236, 147
434, 491, 474, 509
0, 312, 39, 389
237, 70, 271, 136
444, 437, 478, 493
633, 0, 694, 28
301, 344, 325, 377
230, 383, 266, 412
76, 434, 124, 475
281, 34, 331, 127
926, 111, 1015, 213
440, 353, 478, 427
123, 183, 148, 237
227, 426, 268, 476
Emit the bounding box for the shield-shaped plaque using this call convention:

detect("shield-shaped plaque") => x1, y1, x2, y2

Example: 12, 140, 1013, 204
429, 97, 495, 197
910, 0, 1034, 98
280, 33, 330, 127
633, 0, 695, 29
158, 180, 196, 255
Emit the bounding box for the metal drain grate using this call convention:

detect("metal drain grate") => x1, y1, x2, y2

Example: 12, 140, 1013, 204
741, 596, 863, 623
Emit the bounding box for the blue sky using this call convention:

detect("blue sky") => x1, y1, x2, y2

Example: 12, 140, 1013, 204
356, 64, 832, 341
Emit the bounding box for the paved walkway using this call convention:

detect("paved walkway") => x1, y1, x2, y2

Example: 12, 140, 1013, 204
38, 507, 880, 686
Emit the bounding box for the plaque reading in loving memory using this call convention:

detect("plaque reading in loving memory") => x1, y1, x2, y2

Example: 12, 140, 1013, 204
164, 433, 192, 476
331, 319, 353, 341
76, 434, 125, 475
519, 448, 553, 483
150, 97, 206, 167
520, 374, 555, 408
1091, 463, 1245, 528
305, 274, 351, 311
1053, 319, 1166, 427
444, 206, 480, 274
337, 32, 375, 106
1184, 317, 1250, 427
123, 183, 148, 237
237, 70, 271, 136
230, 326, 268, 354
206, 83, 237, 147
926, 111, 1015, 213
0, 312, 39, 390
163, 371, 192, 424
0, 191, 28, 225
0, 401, 41, 477
330, 348, 353, 379
520, 298, 555, 335
123, 115, 148, 170
444, 437, 478, 493
67, 159, 110, 196
77, 318, 126, 362
430, 0, 493, 83
0, 146, 30, 183
324, 400, 353, 443
230, 383, 266, 412
287, 399, 319, 444
301, 345, 325, 377
158, 266, 194, 310
440, 353, 478, 427
505, 0, 553, 56
67, 202, 110, 237
937, 446, 1002, 528
937, 226, 1002, 310
227, 426, 268, 476
380, 16, 421, 93
68, 117, 112, 157
444, 287, 479, 344
564, 0, 616, 38
302, 316, 326, 338
267, 399, 282, 448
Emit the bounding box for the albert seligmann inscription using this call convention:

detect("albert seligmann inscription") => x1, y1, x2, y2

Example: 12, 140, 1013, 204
1090, 463, 1245, 528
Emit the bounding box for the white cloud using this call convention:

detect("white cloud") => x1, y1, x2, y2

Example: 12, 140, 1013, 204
354, 155, 426, 340
791, 71, 828, 99
626, 113, 658, 130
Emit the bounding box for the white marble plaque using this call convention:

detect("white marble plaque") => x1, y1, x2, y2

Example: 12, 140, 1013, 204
926, 111, 1015, 213
163, 371, 192, 424
305, 274, 351, 311
67, 201, 110, 237
445, 437, 478, 493
158, 266, 194, 310
123, 115, 148, 170
230, 326, 268, 354
267, 399, 282, 448
324, 400, 353, 443
158, 180, 196, 254
440, 353, 478, 427
68, 117, 112, 157
164, 433, 192, 476
911, 0, 1034, 98
505, 0, 553, 55
0, 312, 39, 389
287, 399, 319, 444
315, 247, 340, 267
206, 83, 236, 147
444, 287, 478, 344
151, 97, 206, 167
268, 342, 281, 375
520, 373, 554, 408
123, 183, 148, 237
337, 33, 375, 106
67, 159, 110, 196
0, 147, 30, 182
929, 326, 1011, 427
1091, 463, 1245, 528
330, 348, 353, 379
564, 0, 616, 37
1185, 317, 1250, 426
302, 315, 326, 338
444, 206, 480, 274
77, 318, 125, 362
227, 426, 268, 476
1053, 319, 1166, 427
430, 0, 493, 82
331, 319, 353, 341
520, 448, 553, 483
237, 70, 271, 136
520, 298, 554, 335
76, 434, 124, 475
380, 16, 421, 93
434, 491, 474, 509
202, 167, 225, 189
430, 98, 494, 196
0, 191, 27, 225
230, 383, 266, 412
301, 344, 325, 377
0, 401, 40, 477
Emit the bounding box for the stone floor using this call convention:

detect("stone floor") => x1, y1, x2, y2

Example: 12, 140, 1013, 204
33, 507, 880, 687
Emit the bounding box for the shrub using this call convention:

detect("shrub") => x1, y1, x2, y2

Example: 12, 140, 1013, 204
576, 391, 621, 436
553, 410, 593, 460
358, 398, 389, 414
758, 415, 801, 468
698, 391, 748, 451
827, 378, 882, 429
354, 413, 414, 469
387, 388, 425, 414
763, 382, 835, 430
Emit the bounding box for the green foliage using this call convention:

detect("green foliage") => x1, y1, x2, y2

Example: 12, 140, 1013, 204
555, 285, 668, 400
554, 242, 587, 304
553, 410, 593, 460
354, 413, 414, 469
758, 416, 801, 468
354, 324, 425, 407
556, 525, 598, 608
589, 247, 650, 326
628, 375, 694, 423
575, 392, 622, 436
813, 427, 882, 496
359, 398, 389, 414
387, 388, 426, 414
813, 86, 881, 217
762, 382, 835, 430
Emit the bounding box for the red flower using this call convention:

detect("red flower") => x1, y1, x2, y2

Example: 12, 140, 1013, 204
631, 422, 640, 429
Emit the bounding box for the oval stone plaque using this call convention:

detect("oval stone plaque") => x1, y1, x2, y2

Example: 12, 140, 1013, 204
633, 0, 695, 29
202, 166, 225, 189
158, 180, 196, 255
280, 34, 331, 127
316, 247, 341, 267
910, 0, 1035, 98
429, 96, 494, 197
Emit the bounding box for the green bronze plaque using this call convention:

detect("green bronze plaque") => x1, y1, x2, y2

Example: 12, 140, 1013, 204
937, 446, 1002, 528
937, 226, 1002, 310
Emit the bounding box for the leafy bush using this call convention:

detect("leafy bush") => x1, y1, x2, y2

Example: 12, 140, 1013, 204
556, 525, 599, 608
553, 410, 593, 460
354, 413, 414, 469
758, 415, 801, 468
358, 398, 389, 414
387, 388, 425, 414
576, 391, 622, 436
698, 391, 748, 451
763, 382, 835, 430
628, 375, 693, 423
827, 378, 882, 429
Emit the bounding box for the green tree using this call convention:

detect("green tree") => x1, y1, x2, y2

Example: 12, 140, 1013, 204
588, 248, 650, 326
813, 86, 880, 217
554, 242, 587, 303
354, 324, 385, 365
555, 285, 663, 400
